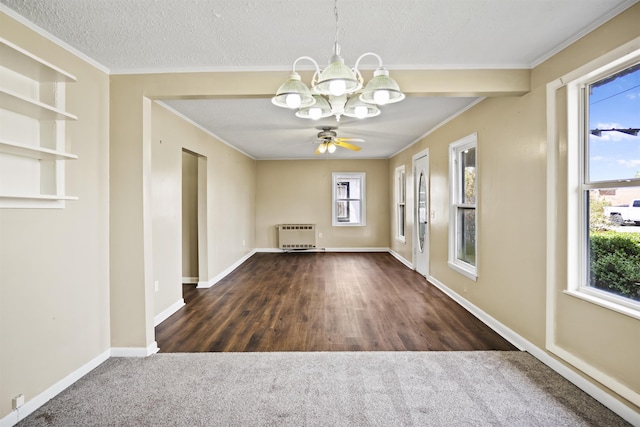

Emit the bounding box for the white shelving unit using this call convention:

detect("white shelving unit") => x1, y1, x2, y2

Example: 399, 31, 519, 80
0, 37, 78, 208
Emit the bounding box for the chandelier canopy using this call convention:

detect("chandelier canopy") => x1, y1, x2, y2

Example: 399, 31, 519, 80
271, 0, 405, 121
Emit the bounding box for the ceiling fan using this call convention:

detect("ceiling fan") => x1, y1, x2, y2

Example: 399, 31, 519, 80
314, 126, 364, 155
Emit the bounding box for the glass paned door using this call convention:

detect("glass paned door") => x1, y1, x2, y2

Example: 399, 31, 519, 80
418, 171, 427, 252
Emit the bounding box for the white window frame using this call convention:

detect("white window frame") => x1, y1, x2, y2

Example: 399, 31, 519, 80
565, 47, 640, 320
332, 172, 366, 226
395, 165, 406, 242
448, 133, 478, 281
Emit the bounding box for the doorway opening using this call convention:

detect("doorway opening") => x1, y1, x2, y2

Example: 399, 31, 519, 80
182, 149, 199, 284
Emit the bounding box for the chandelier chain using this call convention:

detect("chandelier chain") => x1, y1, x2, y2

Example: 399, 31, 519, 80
334, 0, 340, 52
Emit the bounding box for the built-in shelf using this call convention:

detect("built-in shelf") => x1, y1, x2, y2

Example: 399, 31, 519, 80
0, 139, 78, 160
0, 194, 79, 201
0, 37, 76, 83
0, 38, 78, 208
0, 88, 78, 121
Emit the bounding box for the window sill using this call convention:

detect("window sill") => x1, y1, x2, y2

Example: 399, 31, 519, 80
564, 289, 640, 321
448, 261, 477, 282
396, 236, 406, 244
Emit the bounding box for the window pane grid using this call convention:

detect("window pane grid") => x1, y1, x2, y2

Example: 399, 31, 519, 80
448, 134, 478, 279
582, 62, 640, 304
332, 172, 365, 226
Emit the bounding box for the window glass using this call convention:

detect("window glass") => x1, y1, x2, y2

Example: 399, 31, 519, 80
584, 62, 640, 304
332, 172, 365, 226
418, 171, 427, 251
587, 188, 640, 302
587, 64, 640, 183
461, 148, 477, 205
457, 208, 476, 265
395, 166, 406, 240
448, 133, 478, 280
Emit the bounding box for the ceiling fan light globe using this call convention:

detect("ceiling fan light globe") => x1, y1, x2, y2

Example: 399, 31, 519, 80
318, 142, 328, 154
327, 142, 337, 153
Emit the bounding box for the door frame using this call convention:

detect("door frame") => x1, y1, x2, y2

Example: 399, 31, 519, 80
412, 148, 430, 277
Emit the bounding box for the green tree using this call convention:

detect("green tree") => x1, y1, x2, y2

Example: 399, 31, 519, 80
590, 232, 640, 300
589, 191, 611, 231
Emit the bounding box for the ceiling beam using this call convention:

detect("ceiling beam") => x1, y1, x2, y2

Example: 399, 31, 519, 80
128, 68, 530, 100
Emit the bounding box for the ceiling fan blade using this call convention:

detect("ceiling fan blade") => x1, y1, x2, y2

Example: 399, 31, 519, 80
335, 137, 365, 143
334, 140, 361, 151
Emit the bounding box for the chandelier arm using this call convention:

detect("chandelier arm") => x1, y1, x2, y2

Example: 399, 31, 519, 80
291, 56, 321, 74
353, 52, 384, 73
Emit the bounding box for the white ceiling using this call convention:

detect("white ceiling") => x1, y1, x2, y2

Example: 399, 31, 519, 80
1, 0, 635, 159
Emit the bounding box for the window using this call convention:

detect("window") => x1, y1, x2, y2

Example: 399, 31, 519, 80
332, 172, 366, 226
448, 133, 477, 280
395, 165, 406, 241
567, 57, 640, 316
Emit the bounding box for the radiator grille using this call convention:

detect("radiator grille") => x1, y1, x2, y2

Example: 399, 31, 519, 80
277, 224, 316, 249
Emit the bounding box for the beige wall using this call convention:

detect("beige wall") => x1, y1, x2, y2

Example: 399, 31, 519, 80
0, 13, 111, 418
151, 103, 256, 318
389, 4, 640, 412
1, 3, 639, 422
255, 159, 389, 249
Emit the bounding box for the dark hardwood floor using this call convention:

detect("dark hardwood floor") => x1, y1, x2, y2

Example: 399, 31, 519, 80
155, 252, 517, 352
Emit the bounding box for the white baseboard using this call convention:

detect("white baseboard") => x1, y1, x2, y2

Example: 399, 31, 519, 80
0, 349, 110, 427
255, 247, 391, 253
426, 274, 640, 426
182, 277, 199, 284
197, 250, 256, 288
111, 341, 159, 357
324, 247, 389, 252
154, 299, 185, 326
389, 249, 413, 269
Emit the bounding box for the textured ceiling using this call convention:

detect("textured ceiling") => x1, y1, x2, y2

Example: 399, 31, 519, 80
1, 0, 635, 159
160, 96, 479, 159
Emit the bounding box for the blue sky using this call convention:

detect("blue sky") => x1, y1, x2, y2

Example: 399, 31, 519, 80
588, 65, 640, 182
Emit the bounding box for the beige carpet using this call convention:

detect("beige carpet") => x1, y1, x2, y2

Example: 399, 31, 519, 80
17, 351, 629, 426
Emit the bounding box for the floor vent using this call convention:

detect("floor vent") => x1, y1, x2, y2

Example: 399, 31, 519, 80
277, 224, 316, 249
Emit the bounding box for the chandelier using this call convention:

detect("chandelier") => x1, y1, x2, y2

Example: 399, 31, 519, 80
271, 0, 405, 121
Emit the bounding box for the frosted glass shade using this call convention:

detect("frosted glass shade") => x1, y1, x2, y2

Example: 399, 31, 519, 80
359, 68, 405, 105
314, 55, 361, 96
296, 95, 333, 120
343, 94, 381, 119
272, 72, 316, 109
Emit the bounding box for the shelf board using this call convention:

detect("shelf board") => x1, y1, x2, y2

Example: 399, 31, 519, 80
0, 38, 76, 83
0, 194, 77, 209
0, 194, 78, 201
0, 139, 78, 160
0, 88, 78, 121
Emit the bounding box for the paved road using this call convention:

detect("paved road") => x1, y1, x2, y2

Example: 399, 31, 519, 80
612, 225, 640, 233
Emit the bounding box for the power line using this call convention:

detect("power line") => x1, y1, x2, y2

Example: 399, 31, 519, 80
590, 82, 640, 105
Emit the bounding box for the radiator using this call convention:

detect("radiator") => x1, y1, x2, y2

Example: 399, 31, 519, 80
277, 224, 316, 249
